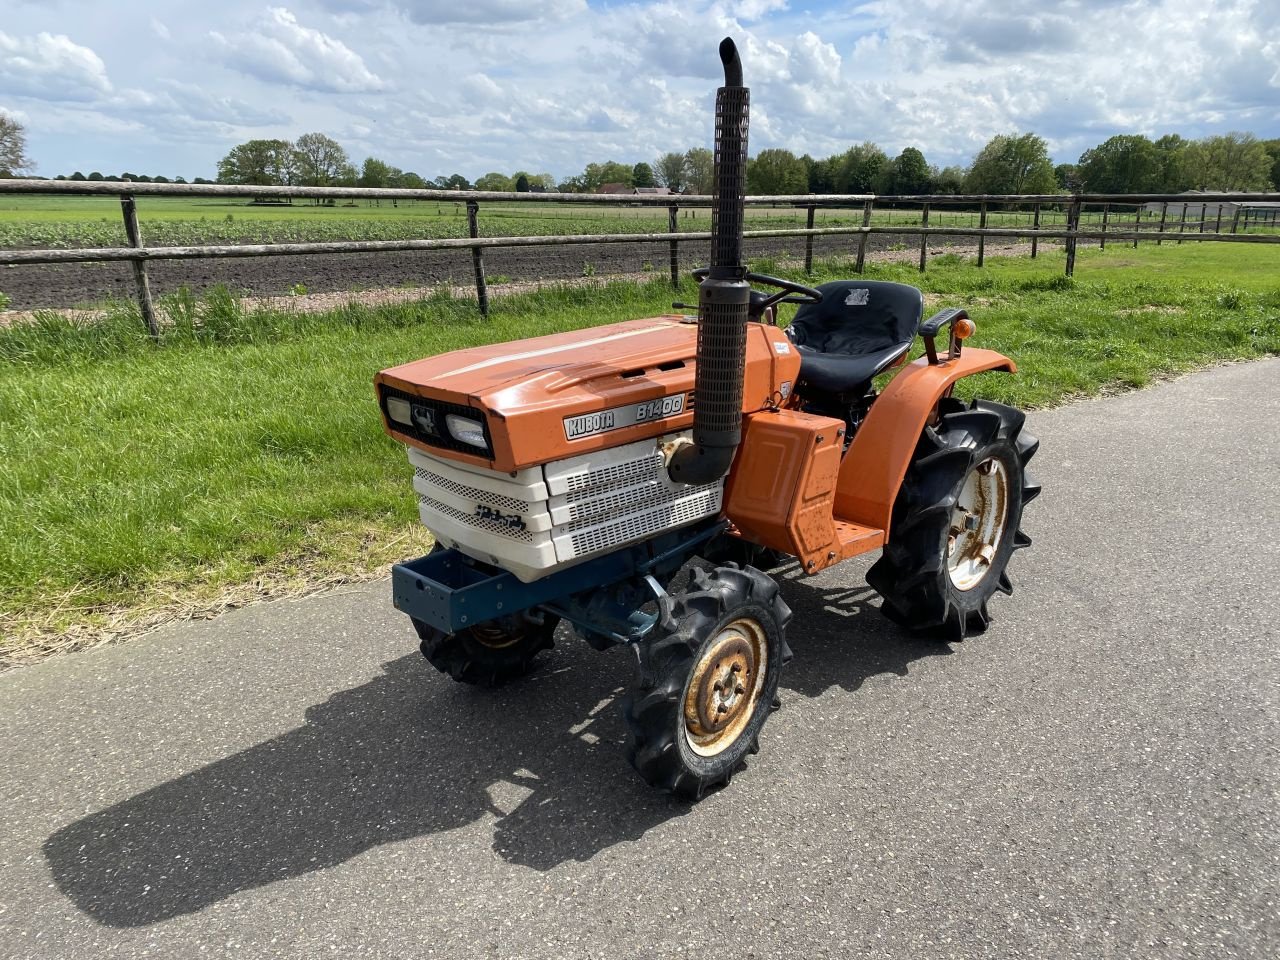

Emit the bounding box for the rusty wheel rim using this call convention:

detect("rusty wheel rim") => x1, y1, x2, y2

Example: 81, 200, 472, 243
468, 620, 523, 649
947, 456, 1009, 591
683, 617, 768, 758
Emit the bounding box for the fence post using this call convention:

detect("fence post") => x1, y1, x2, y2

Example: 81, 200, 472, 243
119, 195, 160, 338
855, 198, 874, 274
977, 202, 988, 267
1214, 203, 1223, 233
1176, 203, 1188, 244
1230, 206, 1242, 234
466, 200, 488, 317
668, 204, 680, 289
918, 202, 929, 272
1157, 201, 1168, 245
1100, 202, 1110, 250
1031, 203, 1041, 259
1132, 204, 1141, 249
804, 204, 816, 275
1064, 197, 1082, 277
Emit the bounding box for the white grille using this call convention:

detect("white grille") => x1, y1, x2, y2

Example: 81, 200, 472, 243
414, 465, 526, 514
418, 495, 535, 542
405, 430, 723, 583
566, 488, 723, 557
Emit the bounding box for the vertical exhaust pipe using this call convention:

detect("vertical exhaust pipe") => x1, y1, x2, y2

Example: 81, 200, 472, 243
668, 37, 751, 486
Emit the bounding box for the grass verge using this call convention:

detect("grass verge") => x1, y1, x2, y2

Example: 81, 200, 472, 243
2, 244, 1277, 666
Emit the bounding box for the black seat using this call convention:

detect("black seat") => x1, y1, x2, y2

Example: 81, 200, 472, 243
785, 280, 923, 394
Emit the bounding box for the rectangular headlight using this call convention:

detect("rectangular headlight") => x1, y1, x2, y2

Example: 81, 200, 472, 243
445, 413, 488, 449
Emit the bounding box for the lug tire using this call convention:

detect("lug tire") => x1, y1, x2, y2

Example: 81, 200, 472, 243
867, 398, 1040, 639
412, 613, 558, 687
622, 564, 792, 799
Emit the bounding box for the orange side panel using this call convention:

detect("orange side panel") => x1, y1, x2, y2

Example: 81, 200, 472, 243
834, 348, 1016, 536
724, 409, 874, 573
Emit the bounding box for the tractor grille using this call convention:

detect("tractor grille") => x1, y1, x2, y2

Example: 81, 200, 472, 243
405, 431, 723, 582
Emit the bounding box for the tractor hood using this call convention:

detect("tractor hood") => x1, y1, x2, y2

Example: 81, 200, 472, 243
375, 315, 799, 473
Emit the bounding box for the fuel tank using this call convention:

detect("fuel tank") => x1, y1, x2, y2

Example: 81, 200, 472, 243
376, 315, 802, 474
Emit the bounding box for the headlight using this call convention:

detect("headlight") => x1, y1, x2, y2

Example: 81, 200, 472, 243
385, 396, 413, 426
445, 413, 487, 449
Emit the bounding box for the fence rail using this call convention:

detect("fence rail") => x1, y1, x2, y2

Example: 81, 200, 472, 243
1, 179, 1277, 334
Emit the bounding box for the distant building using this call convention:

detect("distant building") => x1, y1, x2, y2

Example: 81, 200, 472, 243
595, 184, 674, 196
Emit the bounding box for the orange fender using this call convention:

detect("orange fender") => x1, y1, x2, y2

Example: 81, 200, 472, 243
834, 348, 1016, 536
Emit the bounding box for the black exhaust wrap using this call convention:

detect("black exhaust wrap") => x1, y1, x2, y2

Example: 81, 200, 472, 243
668, 38, 751, 486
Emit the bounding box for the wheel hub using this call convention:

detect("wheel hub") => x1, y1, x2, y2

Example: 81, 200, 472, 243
683, 619, 768, 758
947, 456, 1009, 591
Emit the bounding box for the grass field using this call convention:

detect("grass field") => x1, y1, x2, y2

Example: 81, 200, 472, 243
0, 194, 1192, 250
1, 242, 1277, 662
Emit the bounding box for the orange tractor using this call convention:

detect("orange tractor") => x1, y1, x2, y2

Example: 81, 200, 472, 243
377, 40, 1039, 798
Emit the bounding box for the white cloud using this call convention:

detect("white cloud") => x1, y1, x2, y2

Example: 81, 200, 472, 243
150, 18, 172, 41
315, 0, 586, 26
0, 30, 112, 102
211, 7, 385, 93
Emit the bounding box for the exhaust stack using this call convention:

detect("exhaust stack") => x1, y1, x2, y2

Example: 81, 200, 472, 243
667, 37, 751, 486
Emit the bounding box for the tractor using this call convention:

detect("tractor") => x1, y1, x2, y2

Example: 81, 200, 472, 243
375, 39, 1039, 798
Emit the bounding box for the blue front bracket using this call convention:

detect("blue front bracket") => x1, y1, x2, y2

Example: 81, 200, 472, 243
391, 522, 727, 637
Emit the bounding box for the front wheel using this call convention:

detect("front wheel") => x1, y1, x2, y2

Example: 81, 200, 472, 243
867, 399, 1040, 638
412, 612, 558, 687
622, 564, 791, 799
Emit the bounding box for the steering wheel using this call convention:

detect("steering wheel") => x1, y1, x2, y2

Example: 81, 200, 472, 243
690, 268, 823, 319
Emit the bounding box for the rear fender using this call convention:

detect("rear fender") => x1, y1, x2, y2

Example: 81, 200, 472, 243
834, 348, 1016, 536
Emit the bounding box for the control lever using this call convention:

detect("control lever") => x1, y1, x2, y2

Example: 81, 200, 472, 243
672, 302, 696, 310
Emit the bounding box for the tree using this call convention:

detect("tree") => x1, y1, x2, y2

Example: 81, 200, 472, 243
475, 172, 514, 191
578, 161, 635, 191
514, 173, 530, 192
884, 147, 931, 195
0, 113, 34, 177
292, 132, 349, 187
217, 139, 295, 186
399, 171, 427, 189
684, 147, 714, 194
833, 142, 889, 193
359, 157, 395, 189
631, 162, 655, 188
963, 133, 1057, 195
1151, 134, 1191, 192
655, 152, 687, 192
69, 171, 86, 181
432, 173, 471, 190
87, 171, 104, 181
747, 148, 807, 195
1181, 133, 1273, 191
1053, 163, 1081, 192
1076, 135, 1160, 193
1261, 139, 1280, 190
931, 165, 965, 194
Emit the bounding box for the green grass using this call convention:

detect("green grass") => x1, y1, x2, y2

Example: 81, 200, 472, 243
1, 243, 1277, 657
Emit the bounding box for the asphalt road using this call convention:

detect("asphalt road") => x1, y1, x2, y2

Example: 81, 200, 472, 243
2, 360, 1277, 959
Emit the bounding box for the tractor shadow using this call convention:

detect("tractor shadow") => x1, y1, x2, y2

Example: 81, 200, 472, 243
43, 570, 945, 928
772, 561, 956, 699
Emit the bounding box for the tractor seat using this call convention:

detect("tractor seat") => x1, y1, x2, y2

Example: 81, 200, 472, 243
785, 280, 923, 395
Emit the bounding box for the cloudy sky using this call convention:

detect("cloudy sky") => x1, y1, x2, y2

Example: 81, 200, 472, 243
2, 0, 1277, 182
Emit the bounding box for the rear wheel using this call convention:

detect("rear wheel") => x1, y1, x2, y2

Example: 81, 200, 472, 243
623, 564, 791, 799
867, 399, 1040, 638
412, 612, 558, 687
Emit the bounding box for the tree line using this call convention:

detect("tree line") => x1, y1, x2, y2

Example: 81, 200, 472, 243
3, 111, 1278, 196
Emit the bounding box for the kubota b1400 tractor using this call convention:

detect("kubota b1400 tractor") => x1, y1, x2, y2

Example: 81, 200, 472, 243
376, 39, 1039, 798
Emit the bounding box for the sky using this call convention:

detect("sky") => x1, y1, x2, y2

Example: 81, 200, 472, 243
2, 0, 1278, 182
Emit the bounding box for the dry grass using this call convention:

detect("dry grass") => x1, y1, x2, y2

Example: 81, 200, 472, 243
0, 521, 434, 672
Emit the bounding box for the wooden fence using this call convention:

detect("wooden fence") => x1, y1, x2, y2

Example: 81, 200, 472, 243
1, 179, 1277, 335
